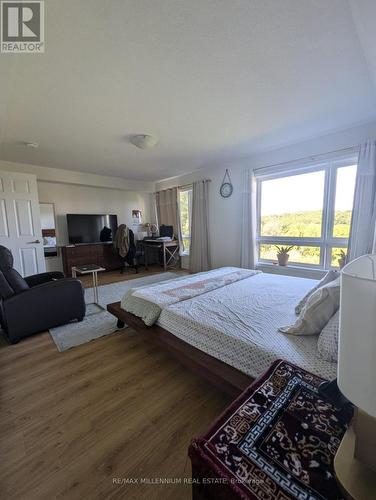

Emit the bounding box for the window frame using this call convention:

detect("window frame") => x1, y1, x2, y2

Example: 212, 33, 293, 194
255, 156, 357, 270
178, 185, 193, 255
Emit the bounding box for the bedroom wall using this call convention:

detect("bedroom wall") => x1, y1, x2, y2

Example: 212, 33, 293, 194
37, 182, 153, 272
40, 204, 55, 229
156, 121, 376, 272
0, 161, 155, 272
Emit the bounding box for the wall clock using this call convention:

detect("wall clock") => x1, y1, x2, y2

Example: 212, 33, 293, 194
220, 169, 233, 198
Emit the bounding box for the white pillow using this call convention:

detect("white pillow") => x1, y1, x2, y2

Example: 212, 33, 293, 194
317, 310, 339, 362
295, 270, 338, 315
279, 277, 340, 336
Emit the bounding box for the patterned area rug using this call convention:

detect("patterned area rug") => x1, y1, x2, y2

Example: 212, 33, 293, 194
49, 272, 180, 352
189, 360, 353, 500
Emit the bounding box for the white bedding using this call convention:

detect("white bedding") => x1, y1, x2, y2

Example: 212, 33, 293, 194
121, 267, 259, 325
157, 272, 337, 380
43, 236, 56, 247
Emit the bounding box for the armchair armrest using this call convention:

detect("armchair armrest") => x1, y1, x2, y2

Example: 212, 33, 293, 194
2, 278, 85, 342
25, 271, 65, 287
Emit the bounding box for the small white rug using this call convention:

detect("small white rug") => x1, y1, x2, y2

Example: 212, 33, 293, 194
50, 272, 180, 352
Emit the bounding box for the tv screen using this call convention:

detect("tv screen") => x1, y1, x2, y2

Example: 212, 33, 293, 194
67, 214, 118, 244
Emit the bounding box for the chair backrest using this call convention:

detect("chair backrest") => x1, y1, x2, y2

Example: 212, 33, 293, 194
0, 246, 29, 298
0, 271, 14, 299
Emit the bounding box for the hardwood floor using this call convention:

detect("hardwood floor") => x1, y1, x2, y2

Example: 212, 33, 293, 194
77, 264, 178, 287
0, 268, 229, 500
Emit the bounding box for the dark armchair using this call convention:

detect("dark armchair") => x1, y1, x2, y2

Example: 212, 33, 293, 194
0, 245, 86, 343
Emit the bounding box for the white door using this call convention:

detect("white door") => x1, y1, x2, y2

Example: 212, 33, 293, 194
0, 170, 45, 276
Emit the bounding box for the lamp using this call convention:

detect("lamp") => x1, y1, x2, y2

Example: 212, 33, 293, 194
334, 254, 376, 498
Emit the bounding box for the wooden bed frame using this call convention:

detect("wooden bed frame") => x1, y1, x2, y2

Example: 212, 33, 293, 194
107, 302, 253, 398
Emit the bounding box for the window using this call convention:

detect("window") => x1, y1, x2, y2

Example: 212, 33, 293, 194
256, 159, 357, 270
179, 187, 193, 254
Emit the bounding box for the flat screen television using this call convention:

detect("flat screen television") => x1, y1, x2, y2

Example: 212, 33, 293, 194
67, 214, 118, 244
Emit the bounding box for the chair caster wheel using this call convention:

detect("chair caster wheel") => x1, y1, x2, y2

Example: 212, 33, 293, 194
117, 319, 125, 329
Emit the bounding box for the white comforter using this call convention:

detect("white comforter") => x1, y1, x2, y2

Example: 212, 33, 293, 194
158, 272, 337, 380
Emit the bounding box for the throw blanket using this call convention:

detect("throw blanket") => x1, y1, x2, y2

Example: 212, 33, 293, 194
121, 267, 261, 326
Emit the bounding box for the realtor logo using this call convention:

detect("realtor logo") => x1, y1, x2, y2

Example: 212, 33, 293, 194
1, 1, 44, 53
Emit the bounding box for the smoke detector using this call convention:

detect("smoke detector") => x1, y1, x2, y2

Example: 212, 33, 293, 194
130, 134, 158, 149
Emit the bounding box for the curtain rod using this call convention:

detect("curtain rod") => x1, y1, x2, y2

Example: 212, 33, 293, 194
154, 179, 211, 194
254, 144, 360, 173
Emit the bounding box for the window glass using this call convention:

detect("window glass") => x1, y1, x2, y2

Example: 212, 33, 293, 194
260, 170, 325, 238
179, 189, 192, 253
330, 247, 348, 268
257, 159, 357, 270
259, 244, 321, 265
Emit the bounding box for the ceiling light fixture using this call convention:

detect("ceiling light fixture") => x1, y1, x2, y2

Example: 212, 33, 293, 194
130, 134, 158, 150
24, 141, 39, 148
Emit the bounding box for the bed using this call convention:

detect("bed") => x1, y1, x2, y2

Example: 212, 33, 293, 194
107, 267, 337, 397
42, 229, 57, 257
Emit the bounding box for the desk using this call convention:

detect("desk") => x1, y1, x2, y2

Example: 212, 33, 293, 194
141, 239, 179, 272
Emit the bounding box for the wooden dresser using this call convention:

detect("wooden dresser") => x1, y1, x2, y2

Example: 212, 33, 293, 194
61, 243, 123, 277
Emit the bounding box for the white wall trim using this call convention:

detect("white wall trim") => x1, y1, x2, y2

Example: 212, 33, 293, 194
0, 160, 155, 193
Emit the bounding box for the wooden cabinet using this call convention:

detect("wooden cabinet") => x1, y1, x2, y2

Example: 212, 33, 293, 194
62, 243, 123, 277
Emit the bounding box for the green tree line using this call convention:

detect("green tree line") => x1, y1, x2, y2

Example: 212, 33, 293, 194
260, 210, 351, 265
261, 210, 351, 238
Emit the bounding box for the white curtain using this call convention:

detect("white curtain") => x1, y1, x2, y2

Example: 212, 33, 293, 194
151, 192, 158, 227
155, 188, 183, 251
240, 168, 257, 269
348, 141, 376, 260
189, 180, 211, 273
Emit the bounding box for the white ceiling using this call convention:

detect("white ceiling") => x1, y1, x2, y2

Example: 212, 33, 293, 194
0, 0, 376, 182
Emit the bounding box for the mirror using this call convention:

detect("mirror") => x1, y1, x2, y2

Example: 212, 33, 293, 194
40, 203, 57, 257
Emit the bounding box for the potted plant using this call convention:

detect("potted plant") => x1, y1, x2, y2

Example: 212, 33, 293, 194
275, 245, 294, 266
337, 249, 347, 269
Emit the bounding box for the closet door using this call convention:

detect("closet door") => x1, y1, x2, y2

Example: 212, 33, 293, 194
0, 170, 45, 276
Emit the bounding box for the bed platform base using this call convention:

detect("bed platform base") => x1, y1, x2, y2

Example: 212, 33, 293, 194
107, 302, 253, 398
